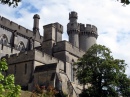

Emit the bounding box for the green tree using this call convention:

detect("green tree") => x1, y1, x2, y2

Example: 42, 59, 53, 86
0, 0, 130, 7
0, 0, 21, 7
0, 58, 21, 97
118, 0, 130, 5
75, 44, 130, 97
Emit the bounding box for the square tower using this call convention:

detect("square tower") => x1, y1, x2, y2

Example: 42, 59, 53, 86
42, 23, 63, 55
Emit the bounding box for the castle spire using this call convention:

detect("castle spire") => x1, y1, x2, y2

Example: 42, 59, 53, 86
33, 14, 40, 34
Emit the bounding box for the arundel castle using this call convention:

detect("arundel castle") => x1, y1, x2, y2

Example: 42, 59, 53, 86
0, 11, 98, 97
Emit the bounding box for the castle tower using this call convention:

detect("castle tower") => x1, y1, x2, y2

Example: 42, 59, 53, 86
42, 23, 63, 55
33, 14, 40, 33
79, 24, 98, 51
67, 11, 80, 48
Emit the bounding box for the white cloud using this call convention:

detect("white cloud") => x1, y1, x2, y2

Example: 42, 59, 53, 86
0, 0, 130, 75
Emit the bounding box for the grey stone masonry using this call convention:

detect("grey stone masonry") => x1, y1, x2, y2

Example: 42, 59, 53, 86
79, 23, 98, 51
0, 15, 43, 43
67, 11, 80, 48
0, 11, 98, 97
33, 14, 40, 33
53, 40, 85, 58
42, 22, 63, 55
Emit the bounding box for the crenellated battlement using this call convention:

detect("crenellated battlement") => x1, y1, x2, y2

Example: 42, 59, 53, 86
4, 49, 64, 68
79, 23, 98, 39
3, 50, 34, 65
0, 16, 32, 35
43, 22, 63, 33
80, 23, 98, 34
4, 50, 34, 59
0, 15, 42, 42
67, 23, 80, 33
33, 14, 40, 19
69, 11, 78, 19
54, 22, 63, 33
34, 49, 64, 64
53, 40, 85, 58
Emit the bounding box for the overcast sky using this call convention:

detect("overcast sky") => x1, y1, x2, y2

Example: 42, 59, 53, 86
0, 0, 130, 75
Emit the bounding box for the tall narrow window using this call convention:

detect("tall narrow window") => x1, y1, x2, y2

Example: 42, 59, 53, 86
1, 44, 3, 50
25, 64, 27, 74
71, 64, 74, 82
14, 65, 16, 74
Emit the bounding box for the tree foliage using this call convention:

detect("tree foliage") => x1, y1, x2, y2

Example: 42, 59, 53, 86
75, 44, 130, 97
0, 58, 21, 97
118, 0, 130, 5
0, 0, 21, 7
31, 84, 59, 97
0, 0, 130, 7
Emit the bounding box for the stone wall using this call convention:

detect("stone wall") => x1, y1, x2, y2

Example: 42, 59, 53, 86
0, 16, 43, 42
5, 50, 35, 64
34, 50, 64, 71
0, 44, 19, 58
80, 23, 97, 33
8, 61, 33, 86
34, 64, 57, 87
53, 40, 85, 58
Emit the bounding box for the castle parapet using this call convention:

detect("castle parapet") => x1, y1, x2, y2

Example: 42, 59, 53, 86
53, 41, 85, 58
79, 23, 98, 51
3, 49, 64, 71
54, 22, 63, 33
69, 11, 78, 19
0, 17, 33, 37
4, 50, 35, 64
80, 23, 98, 36
43, 23, 63, 33
0, 16, 42, 42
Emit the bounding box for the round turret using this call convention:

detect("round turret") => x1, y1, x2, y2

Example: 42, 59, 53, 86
79, 24, 98, 51
69, 11, 78, 23
33, 14, 40, 19
33, 14, 40, 32
67, 11, 80, 48
69, 11, 78, 19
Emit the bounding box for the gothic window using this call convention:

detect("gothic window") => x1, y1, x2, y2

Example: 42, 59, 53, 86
17, 41, 25, 52
0, 34, 8, 45
0, 34, 8, 50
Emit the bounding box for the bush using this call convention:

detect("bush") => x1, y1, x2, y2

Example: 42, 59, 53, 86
31, 84, 58, 97
0, 58, 21, 97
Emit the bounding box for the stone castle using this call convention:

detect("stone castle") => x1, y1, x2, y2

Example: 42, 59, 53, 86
0, 11, 98, 97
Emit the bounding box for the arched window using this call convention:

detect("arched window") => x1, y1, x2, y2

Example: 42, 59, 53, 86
0, 34, 8, 45
0, 34, 8, 50
17, 41, 25, 51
